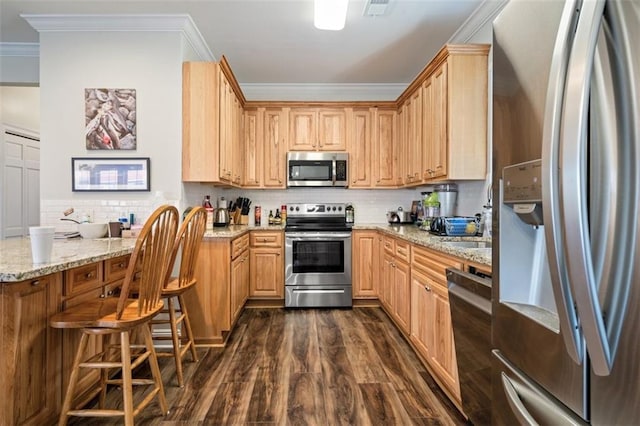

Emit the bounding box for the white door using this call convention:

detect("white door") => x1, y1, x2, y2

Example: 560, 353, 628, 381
1, 124, 40, 239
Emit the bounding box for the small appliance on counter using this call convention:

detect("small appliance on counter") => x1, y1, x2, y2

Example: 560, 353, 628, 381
386, 206, 413, 224
434, 183, 458, 217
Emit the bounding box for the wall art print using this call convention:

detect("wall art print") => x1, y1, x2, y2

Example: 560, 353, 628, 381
85, 88, 136, 150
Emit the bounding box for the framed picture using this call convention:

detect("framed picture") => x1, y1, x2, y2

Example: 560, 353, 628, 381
85, 88, 137, 150
72, 157, 150, 192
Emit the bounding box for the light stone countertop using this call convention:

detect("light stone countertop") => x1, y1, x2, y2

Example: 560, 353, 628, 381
353, 223, 492, 267
0, 237, 138, 283
1, 222, 489, 283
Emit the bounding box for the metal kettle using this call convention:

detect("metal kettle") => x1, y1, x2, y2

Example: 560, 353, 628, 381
213, 207, 230, 227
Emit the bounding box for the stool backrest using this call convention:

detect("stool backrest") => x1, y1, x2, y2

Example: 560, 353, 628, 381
117, 205, 179, 319
171, 206, 207, 289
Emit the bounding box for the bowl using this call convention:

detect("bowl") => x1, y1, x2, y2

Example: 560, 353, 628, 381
78, 223, 108, 239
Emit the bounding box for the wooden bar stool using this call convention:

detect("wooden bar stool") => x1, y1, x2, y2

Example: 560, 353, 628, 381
152, 206, 207, 386
50, 205, 179, 426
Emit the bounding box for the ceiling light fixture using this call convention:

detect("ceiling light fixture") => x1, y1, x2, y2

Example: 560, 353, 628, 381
314, 0, 349, 31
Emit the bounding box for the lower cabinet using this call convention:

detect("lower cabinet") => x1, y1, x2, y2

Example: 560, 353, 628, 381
379, 235, 411, 334
249, 230, 283, 298
352, 230, 379, 298
186, 233, 251, 345
1, 273, 62, 426
410, 244, 463, 404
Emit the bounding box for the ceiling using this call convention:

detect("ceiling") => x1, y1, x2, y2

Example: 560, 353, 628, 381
0, 0, 486, 85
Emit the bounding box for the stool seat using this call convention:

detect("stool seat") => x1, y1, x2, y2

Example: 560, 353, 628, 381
50, 297, 163, 329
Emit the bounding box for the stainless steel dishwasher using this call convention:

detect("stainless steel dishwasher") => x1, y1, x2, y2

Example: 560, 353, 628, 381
447, 267, 492, 425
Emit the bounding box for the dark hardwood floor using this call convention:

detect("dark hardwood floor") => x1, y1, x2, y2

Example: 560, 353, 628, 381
70, 307, 468, 425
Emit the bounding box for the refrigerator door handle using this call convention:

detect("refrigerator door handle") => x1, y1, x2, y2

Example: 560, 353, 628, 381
541, 0, 583, 364
501, 373, 539, 425
560, 0, 618, 376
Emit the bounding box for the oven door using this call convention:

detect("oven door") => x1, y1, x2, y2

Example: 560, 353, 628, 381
285, 231, 352, 286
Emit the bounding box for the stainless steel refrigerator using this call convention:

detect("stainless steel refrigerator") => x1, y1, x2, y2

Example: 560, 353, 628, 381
492, 0, 640, 424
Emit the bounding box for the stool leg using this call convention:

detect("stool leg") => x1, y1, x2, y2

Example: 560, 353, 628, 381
179, 294, 199, 362
99, 334, 109, 409
120, 330, 134, 426
141, 323, 169, 414
167, 296, 184, 387
59, 331, 90, 426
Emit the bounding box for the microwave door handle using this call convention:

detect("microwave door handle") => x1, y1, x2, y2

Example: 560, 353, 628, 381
332, 158, 337, 186
541, 0, 583, 365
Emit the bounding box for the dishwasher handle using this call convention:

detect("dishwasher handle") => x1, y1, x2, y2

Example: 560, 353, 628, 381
447, 268, 492, 315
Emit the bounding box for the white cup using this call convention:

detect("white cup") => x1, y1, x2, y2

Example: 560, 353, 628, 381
29, 226, 55, 264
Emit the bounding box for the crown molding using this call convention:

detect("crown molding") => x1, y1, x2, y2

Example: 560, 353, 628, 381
20, 13, 214, 61
0, 42, 40, 57
240, 83, 406, 102
448, 0, 508, 43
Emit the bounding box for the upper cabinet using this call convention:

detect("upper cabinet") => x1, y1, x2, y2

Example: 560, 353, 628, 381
289, 108, 346, 151
182, 59, 244, 186
347, 108, 372, 188
243, 108, 262, 188
263, 108, 288, 188
372, 108, 400, 187
422, 45, 488, 182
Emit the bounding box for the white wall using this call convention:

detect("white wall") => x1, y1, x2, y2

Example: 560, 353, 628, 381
0, 86, 40, 131
0, 56, 39, 85
38, 31, 192, 228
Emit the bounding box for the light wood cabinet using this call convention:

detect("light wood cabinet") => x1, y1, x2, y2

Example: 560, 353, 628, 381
410, 244, 463, 403
422, 45, 488, 181
379, 235, 411, 334
289, 108, 346, 151
347, 108, 372, 188
249, 230, 284, 298
185, 233, 250, 344
404, 88, 423, 185
373, 108, 400, 187
352, 230, 378, 298
263, 108, 288, 188
1, 273, 62, 426
182, 61, 243, 186
244, 108, 263, 187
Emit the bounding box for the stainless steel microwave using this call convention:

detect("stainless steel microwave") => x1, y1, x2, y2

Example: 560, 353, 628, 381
287, 152, 348, 187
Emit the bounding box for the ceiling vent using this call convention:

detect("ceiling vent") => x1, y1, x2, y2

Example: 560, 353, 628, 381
363, 0, 390, 16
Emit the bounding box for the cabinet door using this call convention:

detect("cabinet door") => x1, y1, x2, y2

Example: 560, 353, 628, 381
373, 109, 399, 187
406, 89, 423, 185
410, 268, 433, 361
218, 73, 233, 182
392, 259, 411, 334
422, 77, 435, 180
231, 251, 249, 323
289, 109, 316, 151
429, 280, 460, 399
249, 247, 283, 297
244, 109, 263, 187
381, 252, 395, 311
61, 286, 104, 408
348, 109, 372, 188
352, 230, 378, 298
231, 93, 244, 185
318, 108, 346, 151
1, 274, 62, 426
264, 108, 287, 188
430, 63, 448, 180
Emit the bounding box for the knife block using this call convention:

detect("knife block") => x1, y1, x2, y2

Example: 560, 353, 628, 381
239, 215, 249, 225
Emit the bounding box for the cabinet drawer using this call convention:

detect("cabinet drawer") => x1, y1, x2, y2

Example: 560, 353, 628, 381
105, 255, 130, 283
231, 234, 250, 259
64, 262, 103, 296
395, 239, 411, 263
250, 231, 283, 247
412, 245, 463, 279
383, 236, 395, 254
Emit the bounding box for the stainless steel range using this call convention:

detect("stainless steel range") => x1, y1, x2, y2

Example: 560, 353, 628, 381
284, 203, 352, 308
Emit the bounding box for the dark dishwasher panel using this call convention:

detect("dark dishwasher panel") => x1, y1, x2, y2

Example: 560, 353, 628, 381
447, 267, 492, 425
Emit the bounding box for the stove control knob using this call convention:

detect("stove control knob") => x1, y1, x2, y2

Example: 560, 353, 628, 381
289, 206, 294, 212
295, 206, 300, 212
338, 206, 342, 211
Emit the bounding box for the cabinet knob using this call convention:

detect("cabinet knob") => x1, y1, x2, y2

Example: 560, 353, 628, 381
85, 272, 94, 279
118, 262, 125, 268
425, 285, 431, 292
31, 280, 40, 286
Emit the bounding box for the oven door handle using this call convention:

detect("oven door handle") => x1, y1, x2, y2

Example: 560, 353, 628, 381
286, 232, 352, 240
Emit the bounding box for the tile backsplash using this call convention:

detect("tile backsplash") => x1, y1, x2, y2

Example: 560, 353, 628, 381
41, 181, 488, 231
